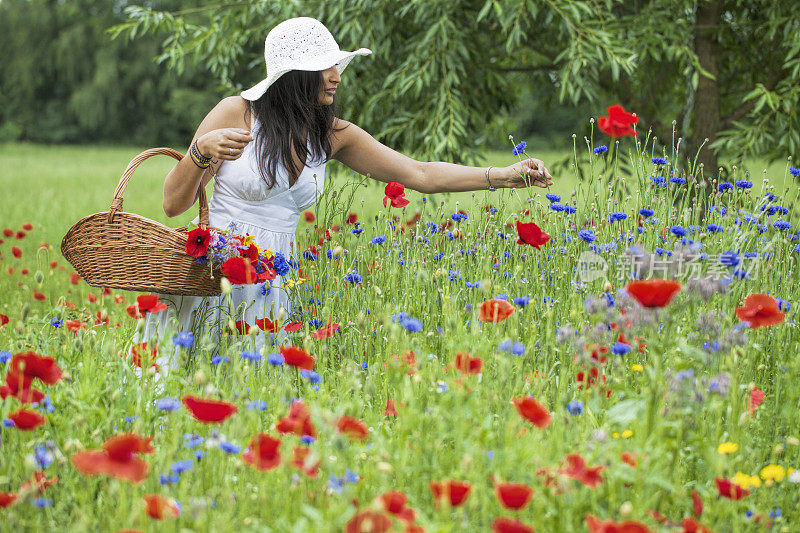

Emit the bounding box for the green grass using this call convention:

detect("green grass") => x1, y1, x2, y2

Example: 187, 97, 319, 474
1, 141, 799, 531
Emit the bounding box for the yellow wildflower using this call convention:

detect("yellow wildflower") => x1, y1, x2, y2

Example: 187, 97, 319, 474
242, 235, 256, 246
760, 464, 785, 482
631, 364, 643, 372
734, 472, 761, 489
717, 442, 739, 454
621, 430, 633, 439
612, 432, 620, 439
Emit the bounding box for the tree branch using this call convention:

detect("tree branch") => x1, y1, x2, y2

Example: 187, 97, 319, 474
721, 68, 785, 129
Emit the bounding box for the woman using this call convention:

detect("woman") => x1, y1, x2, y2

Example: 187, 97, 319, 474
134, 16, 553, 368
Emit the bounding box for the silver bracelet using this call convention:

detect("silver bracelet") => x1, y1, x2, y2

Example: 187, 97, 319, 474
485, 166, 497, 191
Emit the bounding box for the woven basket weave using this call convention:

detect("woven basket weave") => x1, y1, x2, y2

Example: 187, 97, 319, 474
61, 147, 223, 296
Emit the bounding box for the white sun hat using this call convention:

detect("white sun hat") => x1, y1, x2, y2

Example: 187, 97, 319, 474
241, 17, 372, 101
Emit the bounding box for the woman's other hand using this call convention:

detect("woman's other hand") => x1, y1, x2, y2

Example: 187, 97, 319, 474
501, 158, 553, 188
197, 128, 254, 161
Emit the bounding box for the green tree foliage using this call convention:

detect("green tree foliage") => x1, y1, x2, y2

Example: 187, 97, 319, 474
111, 0, 799, 173
0, 0, 222, 146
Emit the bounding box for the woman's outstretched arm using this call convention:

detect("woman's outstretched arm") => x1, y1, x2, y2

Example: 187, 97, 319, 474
331, 120, 553, 194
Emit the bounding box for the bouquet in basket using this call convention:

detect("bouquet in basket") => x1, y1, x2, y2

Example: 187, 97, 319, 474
184, 222, 278, 285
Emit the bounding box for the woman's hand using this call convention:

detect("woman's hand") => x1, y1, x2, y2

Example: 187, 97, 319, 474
197, 128, 254, 161
499, 158, 554, 189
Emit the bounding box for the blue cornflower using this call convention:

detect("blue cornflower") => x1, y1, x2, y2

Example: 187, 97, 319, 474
172, 331, 194, 348
717, 181, 733, 192
34, 498, 53, 508
676, 369, 694, 381
773, 220, 792, 231
735, 180, 752, 189
451, 212, 467, 222
273, 252, 290, 276
609, 212, 628, 223
171, 459, 194, 474
498, 340, 513, 353
184, 434, 204, 448
578, 229, 595, 243
300, 369, 323, 384
639, 208, 654, 218
155, 398, 182, 412
301, 435, 316, 445
303, 250, 317, 261
495, 293, 508, 301
345, 271, 362, 284
51, 318, 63, 328
31, 445, 54, 469
345, 470, 360, 484
545, 193, 561, 203
2, 419, 15, 428
593, 145, 608, 154
567, 400, 583, 415
352, 227, 363, 235
267, 352, 284, 366
719, 251, 740, 267
707, 223, 724, 233
549, 202, 566, 212
789, 167, 800, 177
240, 350, 262, 363
259, 283, 270, 297
513, 296, 530, 307
670, 176, 686, 185
651, 175, 666, 187
247, 400, 268, 411
703, 340, 720, 353
0, 351, 11, 364
371, 235, 386, 245
210, 355, 228, 365
511, 342, 525, 356
732, 268, 750, 279
686, 225, 702, 233
401, 318, 423, 332
328, 475, 345, 494
160, 473, 180, 485
611, 342, 632, 355
512, 140, 527, 155
124, 415, 137, 423
670, 225, 686, 237
565, 205, 577, 214
219, 441, 241, 454
651, 157, 667, 165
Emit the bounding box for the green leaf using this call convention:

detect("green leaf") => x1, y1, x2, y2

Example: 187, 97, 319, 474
605, 399, 646, 426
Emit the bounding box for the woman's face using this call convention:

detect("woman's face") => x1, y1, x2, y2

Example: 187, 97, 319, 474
317, 64, 341, 105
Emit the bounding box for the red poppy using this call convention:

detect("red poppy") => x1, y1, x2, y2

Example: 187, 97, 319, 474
19, 471, 58, 494
597, 104, 639, 137
378, 491, 410, 518
290, 446, 320, 478
749, 387, 764, 416
0, 314, 8, 326
735, 293, 785, 329
242, 433, 282, 471
16, 231, 27, 239
679, 517, 713, 533
559, 454, 604, 488
311, 314, 340, 339
383, 181, 410, 208
512, 396, 552, 429
491, 517, 536, 533
70, 272, 81, 285
430, 479, 472, 508
384, 399, 398, 417
12, 246, 22, 258
221, 256, 256, 284
3, 228, 13, 237
255, 317, 280, 333
127, 294, 168, 318
22, 222, 33, 231
336, 415, 370, 441
143, 494, 180, 520
344, 509, 393, 533
0, 373, 44, 404
279, 345, 315, 370
453, 352, 483, 375
691, 491, 703, 517
715, 477, 749, 500
283, 321, 303, 332
229, 320, 253, 335
303, 210, 316, 223
347, 212, 358, 224
181, 395, 238, 424
129, 342, 159, 370
7, 408, 46, 430
0, 492, 18, 508
620, 451, 637, 467
182, 228, 210, 258
276, 400, 317, 438
71, 433, 154, 484
9, 351, 63, 385
625, 279, 682, 308
516, 221, 550, 249
479, 299, 516, 323
585, 514, 652, 533
495, 482, 534, 510
33, 292, 46, 301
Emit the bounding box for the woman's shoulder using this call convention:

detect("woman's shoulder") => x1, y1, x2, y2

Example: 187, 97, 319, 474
208, 96, 252, 130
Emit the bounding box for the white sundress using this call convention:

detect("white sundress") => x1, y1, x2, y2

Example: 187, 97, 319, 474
131, 111, 327, 369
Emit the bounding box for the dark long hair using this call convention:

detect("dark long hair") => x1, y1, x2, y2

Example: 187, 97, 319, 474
248, 69, 346, 188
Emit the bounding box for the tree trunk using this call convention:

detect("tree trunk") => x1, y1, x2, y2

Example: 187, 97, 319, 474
690, 0, 723, 215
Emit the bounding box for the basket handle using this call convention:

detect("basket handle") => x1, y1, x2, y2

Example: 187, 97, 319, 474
107, 147, 211, 228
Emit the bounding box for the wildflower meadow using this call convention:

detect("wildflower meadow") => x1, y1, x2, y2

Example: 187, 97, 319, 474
2, 112, 800, 532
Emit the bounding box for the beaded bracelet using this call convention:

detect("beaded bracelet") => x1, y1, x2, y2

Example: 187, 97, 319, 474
189, 140, 211, 169
485, 166, 497, 191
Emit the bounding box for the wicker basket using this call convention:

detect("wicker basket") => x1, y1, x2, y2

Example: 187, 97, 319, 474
61, 147, 223, 296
